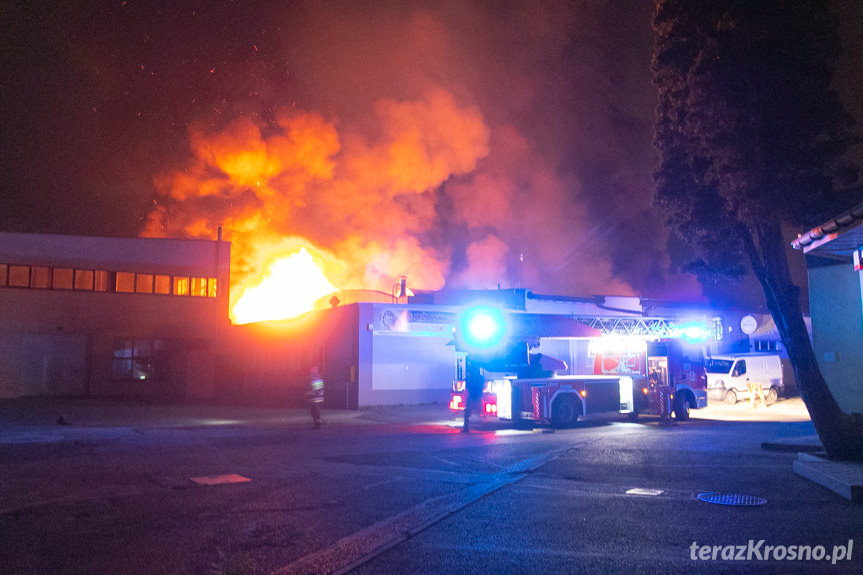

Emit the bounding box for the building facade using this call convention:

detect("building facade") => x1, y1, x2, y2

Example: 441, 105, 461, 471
0, 232, 230, 399
793, 203, 863, 415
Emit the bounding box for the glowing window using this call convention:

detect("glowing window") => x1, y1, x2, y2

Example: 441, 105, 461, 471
154, 275, 171, 294
207, 278, 217, 297
174, 276, 189, 296
135, 274, 154, 294
94, 270, 109, 292
53, 268, 74, 290
190, 277, 207, 297
116, 272, 135, 293
31, 266, 51, 289
74, 269, 94, 290
9, 265, 29, 287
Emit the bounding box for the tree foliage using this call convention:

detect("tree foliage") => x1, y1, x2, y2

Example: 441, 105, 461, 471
652, 0, 863, 460
655, 1, 857, 233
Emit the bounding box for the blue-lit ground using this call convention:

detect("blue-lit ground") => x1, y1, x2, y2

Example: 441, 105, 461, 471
1, 397, 857, 575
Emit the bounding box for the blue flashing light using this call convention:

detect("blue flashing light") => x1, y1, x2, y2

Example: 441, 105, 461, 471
458, 306, 508, 351
673, 321, 708, 343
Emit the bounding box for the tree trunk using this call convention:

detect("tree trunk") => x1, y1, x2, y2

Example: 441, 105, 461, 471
743, 221, 863, 460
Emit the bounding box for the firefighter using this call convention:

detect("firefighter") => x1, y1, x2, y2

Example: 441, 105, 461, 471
462, 357, 483, 433
307, 366, 325, 429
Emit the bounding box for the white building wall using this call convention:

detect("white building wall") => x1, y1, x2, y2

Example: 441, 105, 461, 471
809, 265, 863, 414
356, 303, 375, 408
359, 303, 459, 406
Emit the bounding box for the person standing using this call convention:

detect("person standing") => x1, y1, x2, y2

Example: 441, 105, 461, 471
308, 366, 325, 429
462, 358, 483, 433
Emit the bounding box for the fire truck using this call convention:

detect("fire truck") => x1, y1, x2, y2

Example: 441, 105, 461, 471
448, 307, 635, 427
449, 308, 709, 425
591, 336, 708, 420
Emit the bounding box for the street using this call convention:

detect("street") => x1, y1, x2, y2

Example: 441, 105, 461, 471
1, 398, 859, 574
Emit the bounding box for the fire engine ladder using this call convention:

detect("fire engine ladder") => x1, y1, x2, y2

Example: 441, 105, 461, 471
575, 316, 679, 338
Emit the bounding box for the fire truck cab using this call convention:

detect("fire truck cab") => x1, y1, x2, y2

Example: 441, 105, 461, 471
593, 337, 708, 420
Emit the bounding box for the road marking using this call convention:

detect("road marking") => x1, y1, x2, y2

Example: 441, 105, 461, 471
271, 445, 572, 575
189, 474, 251, 486
626, 487, 664, 496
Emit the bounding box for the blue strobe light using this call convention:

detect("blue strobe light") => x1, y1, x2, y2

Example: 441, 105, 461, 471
458, 306, 507, 351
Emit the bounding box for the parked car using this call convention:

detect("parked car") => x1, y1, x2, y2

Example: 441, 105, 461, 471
705, 354, 784, 404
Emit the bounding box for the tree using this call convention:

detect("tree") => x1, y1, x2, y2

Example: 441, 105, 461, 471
652, 0, 863, 460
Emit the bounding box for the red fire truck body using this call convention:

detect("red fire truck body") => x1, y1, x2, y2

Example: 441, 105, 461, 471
592, 338, 708, 420
498, 374, 634, 427
449, 352, 634, 428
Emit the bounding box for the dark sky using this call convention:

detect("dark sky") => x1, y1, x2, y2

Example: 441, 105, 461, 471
2, 1, 861, 306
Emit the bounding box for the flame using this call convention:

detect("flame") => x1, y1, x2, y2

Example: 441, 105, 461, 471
143, 87, 636, 323
231, 247, 338, 324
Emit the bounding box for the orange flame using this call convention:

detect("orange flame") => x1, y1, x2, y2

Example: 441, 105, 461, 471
231, 247, 338, 324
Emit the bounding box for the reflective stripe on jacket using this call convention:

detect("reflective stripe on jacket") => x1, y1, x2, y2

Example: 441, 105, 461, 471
310, 378, 325, 403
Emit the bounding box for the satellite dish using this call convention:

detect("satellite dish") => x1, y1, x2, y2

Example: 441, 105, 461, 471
740, 315, 757, 335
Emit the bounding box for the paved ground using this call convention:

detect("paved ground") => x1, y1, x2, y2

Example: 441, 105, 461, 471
1, 395, 860, 575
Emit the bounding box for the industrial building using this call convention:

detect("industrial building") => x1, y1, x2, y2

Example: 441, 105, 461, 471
0, 231, 230, 400
1, 231, 786, 407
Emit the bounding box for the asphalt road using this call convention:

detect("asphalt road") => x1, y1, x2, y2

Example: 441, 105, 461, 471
0, 398, 859, 574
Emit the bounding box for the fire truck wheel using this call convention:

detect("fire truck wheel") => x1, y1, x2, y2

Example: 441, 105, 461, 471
724, 389, 738, 405
673, 394, 691, 421
551, 395, 580, 428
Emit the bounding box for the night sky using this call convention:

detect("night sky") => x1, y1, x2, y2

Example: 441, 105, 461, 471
2, 1, 862, 307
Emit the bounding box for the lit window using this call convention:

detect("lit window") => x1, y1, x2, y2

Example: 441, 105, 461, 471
75, 269, 94, 290
53, 268, 74, 290
112, 339, 164, 381
174, 276, 189, 296
94, 270, 109, 292
116, 272, 135, 293
154, 275, 171, 294
0, 264, 7, 286
208, 278, 217, 298
135, 274, 154, 294
31, 266, 51, 289
9, 265, 29, 287
191, 277, 207, 297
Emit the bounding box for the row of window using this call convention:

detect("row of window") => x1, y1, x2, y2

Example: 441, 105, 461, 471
753, 339, 779, 352
0, 263, 217, 297
111, 339, 325, 383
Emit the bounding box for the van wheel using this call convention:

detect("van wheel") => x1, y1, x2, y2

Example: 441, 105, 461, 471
673, 394, 691, 421
766, 387, 779, 404
627, 411, 639, 422
551, 395, 580, 428
724, 389, 738, 405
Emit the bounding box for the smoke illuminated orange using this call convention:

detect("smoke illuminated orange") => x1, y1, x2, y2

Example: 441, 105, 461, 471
231, 247, 339, 324
144, 87, 633, 322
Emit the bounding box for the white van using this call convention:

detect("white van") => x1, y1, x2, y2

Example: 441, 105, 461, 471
705, 354, 784, 404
